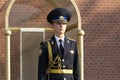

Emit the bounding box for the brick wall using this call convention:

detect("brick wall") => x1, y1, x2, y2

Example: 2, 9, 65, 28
10, 31, 20, 80
0, 27, 5, 80
77, 0, 120, 80
0, 0, 8, 80
0, 0, 120, 80
9, 0, 53, 27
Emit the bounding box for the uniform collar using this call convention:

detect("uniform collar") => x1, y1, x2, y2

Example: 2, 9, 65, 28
54, 35, 65, 47
54, 35, 64, 42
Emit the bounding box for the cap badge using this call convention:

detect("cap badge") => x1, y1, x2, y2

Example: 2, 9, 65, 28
59, 16, 64, 20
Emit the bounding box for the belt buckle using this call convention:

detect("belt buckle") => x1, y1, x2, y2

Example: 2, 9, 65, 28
62, 69, 65, 73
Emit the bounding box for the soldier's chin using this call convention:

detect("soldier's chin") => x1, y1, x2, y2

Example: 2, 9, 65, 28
60, 31, 65, 34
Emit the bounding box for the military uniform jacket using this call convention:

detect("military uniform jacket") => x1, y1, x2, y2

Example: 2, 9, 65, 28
38, 35, 80, 80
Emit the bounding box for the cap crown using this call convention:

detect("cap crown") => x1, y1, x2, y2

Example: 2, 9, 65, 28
47, 8, 71, 24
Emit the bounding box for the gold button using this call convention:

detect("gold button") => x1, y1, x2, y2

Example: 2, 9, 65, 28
63, 65, 65, 68
62, 69, 65, 73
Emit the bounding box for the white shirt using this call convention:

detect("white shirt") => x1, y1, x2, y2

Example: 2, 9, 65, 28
54, 35, 64, 48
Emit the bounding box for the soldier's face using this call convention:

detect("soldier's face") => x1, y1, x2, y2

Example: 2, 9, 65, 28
52, 22, 67, 35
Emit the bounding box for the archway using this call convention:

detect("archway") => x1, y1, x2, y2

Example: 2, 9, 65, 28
4, 0, 85, 80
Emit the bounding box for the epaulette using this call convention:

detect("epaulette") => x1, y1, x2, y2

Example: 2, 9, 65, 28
40, 40, 48, 49
68, 37, 76, 41
40, 39, 51, 48
45, 39, 52, 43
40, 41, 44, 49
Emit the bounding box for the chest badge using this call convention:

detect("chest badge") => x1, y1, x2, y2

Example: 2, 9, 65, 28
51, 41, 54, 45
70, 50, 74, 54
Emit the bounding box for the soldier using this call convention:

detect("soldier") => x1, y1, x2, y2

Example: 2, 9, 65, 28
38, 8, 80, 80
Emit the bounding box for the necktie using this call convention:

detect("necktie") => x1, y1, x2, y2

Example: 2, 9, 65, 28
59, 39, 64, 57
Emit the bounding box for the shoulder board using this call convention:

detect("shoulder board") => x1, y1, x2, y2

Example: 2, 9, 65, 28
40, 39, 51, 48
68, 37, 76, 41
44, 39, 51, 42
